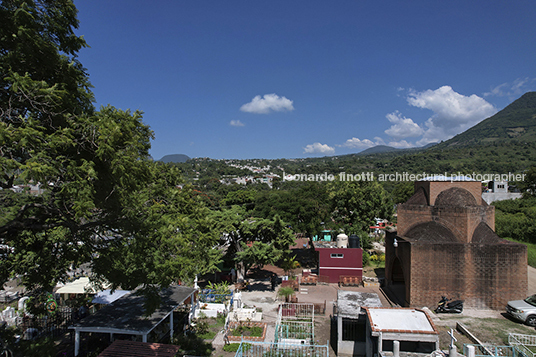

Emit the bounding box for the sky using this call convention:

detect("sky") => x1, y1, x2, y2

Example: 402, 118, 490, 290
73, 0, 536, 160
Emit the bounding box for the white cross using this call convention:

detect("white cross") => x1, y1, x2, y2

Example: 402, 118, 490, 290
448, 328, 457, 348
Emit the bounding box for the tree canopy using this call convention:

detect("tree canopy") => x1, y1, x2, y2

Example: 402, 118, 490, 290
0, 0, 220, 298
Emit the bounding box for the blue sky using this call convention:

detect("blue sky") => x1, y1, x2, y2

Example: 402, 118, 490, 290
73, 0, 536, 160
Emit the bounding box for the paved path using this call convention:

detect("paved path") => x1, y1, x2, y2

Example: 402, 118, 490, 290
528, 265, 536, 294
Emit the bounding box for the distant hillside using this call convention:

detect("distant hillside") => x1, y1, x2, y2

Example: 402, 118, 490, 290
358, 145, 398, 155
159, 154, 191, 163
437, 91, 536, 148
357, 143, 437, 156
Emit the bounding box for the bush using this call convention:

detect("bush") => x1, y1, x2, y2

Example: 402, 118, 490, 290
362, 251, 370, 266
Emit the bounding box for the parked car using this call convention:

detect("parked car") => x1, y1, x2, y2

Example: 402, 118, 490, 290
506, 294, 536, 326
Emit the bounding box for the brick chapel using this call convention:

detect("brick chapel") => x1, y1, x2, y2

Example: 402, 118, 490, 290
385, 178, 527, 309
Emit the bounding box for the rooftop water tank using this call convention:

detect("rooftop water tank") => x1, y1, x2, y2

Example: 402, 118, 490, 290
336, 233, 348, 248
348, 234, 361, 248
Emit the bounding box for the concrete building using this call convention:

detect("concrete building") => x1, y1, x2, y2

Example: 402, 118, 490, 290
482, 180, 522, 204
336, 291, 383, 357
314, 234, 363, 284
364, 307, 439, 357
385, 177, 527, 309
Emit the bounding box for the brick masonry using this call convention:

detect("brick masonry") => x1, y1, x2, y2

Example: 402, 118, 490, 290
385, 181, 527, 310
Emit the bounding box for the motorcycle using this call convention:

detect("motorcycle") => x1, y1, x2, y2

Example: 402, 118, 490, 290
435, 296, 464, 313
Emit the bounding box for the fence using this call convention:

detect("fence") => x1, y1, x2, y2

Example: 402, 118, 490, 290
17, 306, 77, 338
464, 344, 518, 357
275, 303, 315, 344
509, 333, 536, 357
234, 340, 330, 357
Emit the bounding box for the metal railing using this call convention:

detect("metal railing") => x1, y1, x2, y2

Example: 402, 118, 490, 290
235, 339, 329, 357
509, 333, 536, 357
464, 344, 518, 357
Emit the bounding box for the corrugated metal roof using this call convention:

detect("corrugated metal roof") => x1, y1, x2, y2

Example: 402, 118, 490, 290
98, 340, 180, 357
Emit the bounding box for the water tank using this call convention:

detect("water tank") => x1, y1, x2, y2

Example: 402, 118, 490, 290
348, 234, 361, 248
336, 233, 348, 248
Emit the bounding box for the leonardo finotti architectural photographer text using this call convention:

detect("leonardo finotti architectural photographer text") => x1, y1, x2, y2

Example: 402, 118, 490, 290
282, 171, 526, 182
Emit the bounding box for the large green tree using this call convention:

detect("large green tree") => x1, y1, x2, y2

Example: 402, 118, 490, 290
210, 206, 295, 279
0, 0, 220, 299
328, 179, 393, 235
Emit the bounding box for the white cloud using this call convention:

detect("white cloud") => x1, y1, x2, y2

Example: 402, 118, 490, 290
384, 111, 424, 140
484, 77, 536, 98
407, 86, 497, 145
340, 137, 384, 149
230, 120, 245, 127
240, 93, 294, 114
303, 142, 335, 155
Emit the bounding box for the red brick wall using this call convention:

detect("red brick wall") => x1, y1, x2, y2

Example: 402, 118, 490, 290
414, 181, 483, 206
407, 241, 527, 309
397, 205, 495, 243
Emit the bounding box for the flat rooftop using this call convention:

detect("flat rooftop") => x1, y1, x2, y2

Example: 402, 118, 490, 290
337, 290, 382, 318
366, 308, 438, 334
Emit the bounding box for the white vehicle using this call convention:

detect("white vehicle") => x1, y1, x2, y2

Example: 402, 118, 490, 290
506, 294, 536, 326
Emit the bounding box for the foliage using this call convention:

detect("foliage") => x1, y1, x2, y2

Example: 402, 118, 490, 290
210, 206, 295, 277
231, 324, 263, 337
0, 0, 221, 313
277, 286, 295, 302
280, 255, 300, 275
362, 251, 370, 266
493, 196, 536, 243
235, 241, 282, 273
206, 281, 231, 295
328, 180, 393, 234
390, 181, 415, 204
253, 182, 331, 237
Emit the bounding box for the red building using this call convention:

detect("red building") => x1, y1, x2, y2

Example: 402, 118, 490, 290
315, 245, 363, 284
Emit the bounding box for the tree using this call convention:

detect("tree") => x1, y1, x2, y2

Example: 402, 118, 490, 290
210, 206, 295, 279
328, 180, 393, 235
0, 0, 221, 304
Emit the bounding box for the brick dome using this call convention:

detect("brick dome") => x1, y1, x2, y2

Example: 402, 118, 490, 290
404, 221, 457, 243
435, 187, 477, 207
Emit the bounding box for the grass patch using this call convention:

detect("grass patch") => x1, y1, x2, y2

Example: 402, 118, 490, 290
223, 343, 251, 352
231, 325, 263, 337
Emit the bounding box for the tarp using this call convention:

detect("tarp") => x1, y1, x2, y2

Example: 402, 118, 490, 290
55, 277, 95, 295
92, 290, 130, 305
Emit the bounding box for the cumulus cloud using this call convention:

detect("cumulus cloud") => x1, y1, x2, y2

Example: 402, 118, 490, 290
340, 137, 384, 149
230, 120, 245, 127
407, 86, 497, 145
484, 77, 536, 98
303, 142, 335, 155
240, 93, 294, 114
384, 111, 424, 140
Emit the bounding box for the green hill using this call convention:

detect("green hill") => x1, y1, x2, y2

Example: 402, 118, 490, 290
438, 91, 536, 148
159, 154, 191, 163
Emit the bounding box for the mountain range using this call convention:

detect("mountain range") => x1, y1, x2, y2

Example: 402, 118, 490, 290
161, 92, 536, 172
